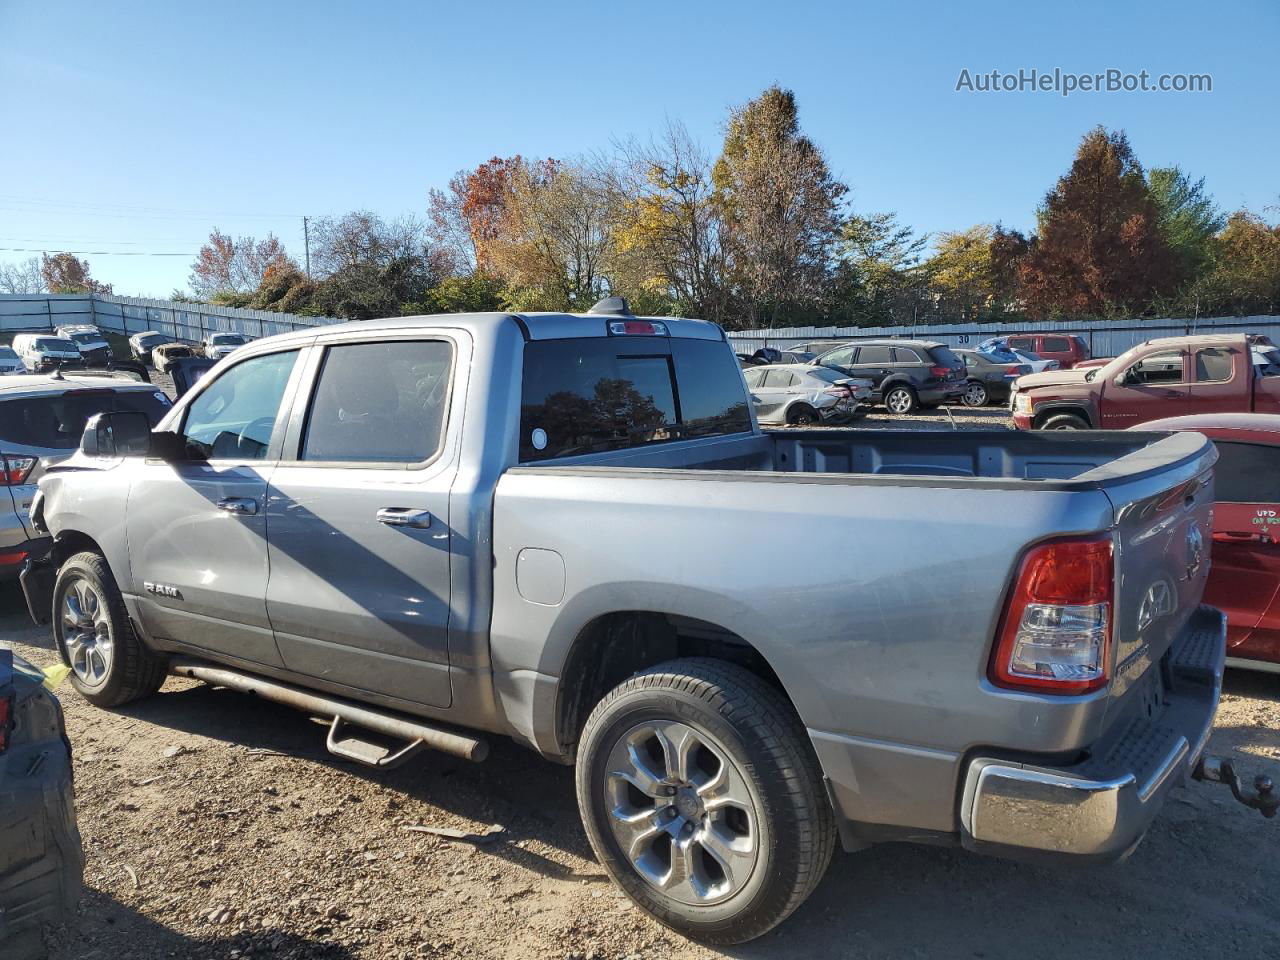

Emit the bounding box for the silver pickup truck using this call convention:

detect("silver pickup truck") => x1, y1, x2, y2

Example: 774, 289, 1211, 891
20, 303, 1257, 944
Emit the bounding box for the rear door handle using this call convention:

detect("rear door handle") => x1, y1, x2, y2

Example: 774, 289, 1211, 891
376, 507, 432, 529
216, 497, 258, 516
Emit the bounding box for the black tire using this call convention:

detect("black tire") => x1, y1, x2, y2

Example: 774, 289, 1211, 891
1040, 412, 1089, 430
52, 551, 167, 707
576, 658, 835, 945
960, 381, 989, 407
882, 384, 918, 415
787, 405, 820, 426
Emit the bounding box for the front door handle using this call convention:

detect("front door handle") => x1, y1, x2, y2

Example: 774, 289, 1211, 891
376, 507, 432, 529
216, 497, 258, 516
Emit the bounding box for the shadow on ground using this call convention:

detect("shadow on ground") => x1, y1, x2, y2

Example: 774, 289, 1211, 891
47, 889, 354, 960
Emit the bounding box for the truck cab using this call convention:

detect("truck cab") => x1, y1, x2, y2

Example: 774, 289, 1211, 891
1012, 334, 1280, 430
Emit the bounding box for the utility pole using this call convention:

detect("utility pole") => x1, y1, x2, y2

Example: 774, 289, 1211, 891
302, 216, 311, 278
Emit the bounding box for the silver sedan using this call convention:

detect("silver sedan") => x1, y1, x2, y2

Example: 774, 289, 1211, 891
743, 363, 873, 425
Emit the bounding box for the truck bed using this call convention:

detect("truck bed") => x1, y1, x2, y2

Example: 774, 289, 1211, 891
512, 427, 1212, 491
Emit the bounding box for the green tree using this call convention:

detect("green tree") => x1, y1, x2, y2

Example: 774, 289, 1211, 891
712, 86, 846, 327
1020, 127, 1173, 318
1194, 211, 1280, 315
1147, 166, 1224, 286
833, 211, 928, 325
927, 225, 994, 321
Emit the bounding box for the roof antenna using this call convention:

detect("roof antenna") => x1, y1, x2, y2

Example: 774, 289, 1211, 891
588, 296, 632, 316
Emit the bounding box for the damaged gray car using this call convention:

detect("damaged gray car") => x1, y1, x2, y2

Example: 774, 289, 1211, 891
0, 649, 83, 959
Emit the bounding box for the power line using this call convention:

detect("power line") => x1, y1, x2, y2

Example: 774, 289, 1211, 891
0, 193, 304, 219
0, 246, 193, 257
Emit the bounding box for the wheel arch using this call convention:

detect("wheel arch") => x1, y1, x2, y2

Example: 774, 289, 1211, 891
1031, 403, 1094, 429
553, 610, 796, 762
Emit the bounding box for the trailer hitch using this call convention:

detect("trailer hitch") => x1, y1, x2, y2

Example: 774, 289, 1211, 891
1193, 755, 1279, 818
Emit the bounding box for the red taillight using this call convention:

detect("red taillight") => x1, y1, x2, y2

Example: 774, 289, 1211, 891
0, 549, 28, 567
823, 387, 853, 397
990, 536, 1113, 694
1006, 365, 1022, 374
0, 695, 11, 753
929, 366, 951, 378
2, 455, 37, 486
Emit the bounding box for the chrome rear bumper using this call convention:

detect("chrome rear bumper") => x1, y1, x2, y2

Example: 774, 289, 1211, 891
960, 605, 1226, 862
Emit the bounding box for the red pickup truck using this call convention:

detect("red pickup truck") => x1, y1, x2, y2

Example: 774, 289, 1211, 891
1011, 333, 1280, 430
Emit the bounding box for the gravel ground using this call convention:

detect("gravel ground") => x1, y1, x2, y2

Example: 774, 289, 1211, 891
4, 402, 1280, 960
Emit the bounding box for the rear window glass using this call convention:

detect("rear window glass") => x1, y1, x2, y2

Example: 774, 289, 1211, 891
0, 389, 170, 450
1195, 347, 1234, 382
1213, 441, 1280, 503
928, 346, 961, 367
981, 348, 1019, 363
806, 367, 845, 384
520, 337, 750, 461
0, 347, 16, 359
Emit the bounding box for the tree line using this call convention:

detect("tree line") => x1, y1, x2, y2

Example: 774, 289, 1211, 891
6, 86, 1279, 329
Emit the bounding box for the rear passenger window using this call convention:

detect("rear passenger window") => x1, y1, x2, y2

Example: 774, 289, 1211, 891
301, 341, 452, 463
1212, 442, 1280, 503
1041, 337, 1071, 352
893, 347, 923, 363
1008, 337, 1034, 351
1195, 347, 1234, 382
820, 346, 855, 367
761, 370, 795, 387
856, 345, 892, 364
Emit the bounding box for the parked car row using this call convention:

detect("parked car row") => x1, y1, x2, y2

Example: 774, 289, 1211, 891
737, 334, 1069, 412
127, 329, 254, 371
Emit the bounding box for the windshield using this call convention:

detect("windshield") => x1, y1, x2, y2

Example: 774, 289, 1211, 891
69, 332, 105, 345
138, 333, 166, 346
0, 389, 171, 450
211, 334, 247, 345
35, 338, 78, 352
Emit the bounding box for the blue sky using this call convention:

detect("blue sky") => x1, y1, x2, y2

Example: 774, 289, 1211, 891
0, 0, 1275, 298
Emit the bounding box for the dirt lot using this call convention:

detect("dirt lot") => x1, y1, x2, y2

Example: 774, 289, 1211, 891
3, 403, 1280, 959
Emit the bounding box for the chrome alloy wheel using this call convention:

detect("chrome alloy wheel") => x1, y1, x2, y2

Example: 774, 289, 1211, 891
885, 389, 913, 414
61, 577, 113, 685
604, 721, 759, 906
962, 382, 988, 406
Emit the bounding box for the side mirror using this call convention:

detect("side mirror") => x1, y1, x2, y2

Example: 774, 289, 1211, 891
80, 411, 152, 457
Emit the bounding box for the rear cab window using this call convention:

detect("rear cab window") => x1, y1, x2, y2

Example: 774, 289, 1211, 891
520, 336, 751, 461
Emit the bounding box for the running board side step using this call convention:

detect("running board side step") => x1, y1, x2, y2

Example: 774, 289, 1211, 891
170, 659, 489, 765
